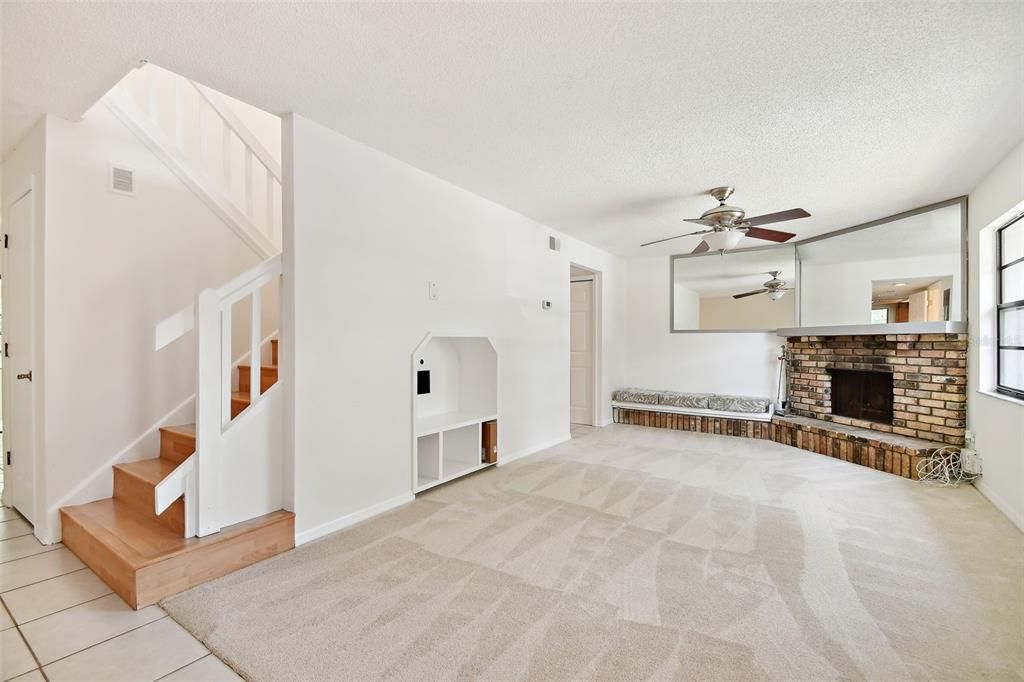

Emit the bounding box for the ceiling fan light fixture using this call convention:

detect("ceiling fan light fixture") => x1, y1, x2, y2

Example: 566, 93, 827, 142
702, 230, 745, 252
767, 289, 787, 301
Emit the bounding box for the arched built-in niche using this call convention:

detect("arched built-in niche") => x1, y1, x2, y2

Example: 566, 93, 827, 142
411, 332, 497, 492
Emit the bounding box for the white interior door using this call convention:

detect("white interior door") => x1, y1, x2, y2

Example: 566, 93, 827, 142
3, 188, 36, 522
570, 279, 593, 425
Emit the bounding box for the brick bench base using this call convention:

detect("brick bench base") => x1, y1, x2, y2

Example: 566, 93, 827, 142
612, 407, 940, 480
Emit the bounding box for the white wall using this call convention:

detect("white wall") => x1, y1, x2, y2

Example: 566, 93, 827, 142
282, 114, 624, 541
698, 293, 796, 330
16, 102, 278, 542
621, 256, 782, 399
968, 141, 1024, 531
801, 253, 961, 327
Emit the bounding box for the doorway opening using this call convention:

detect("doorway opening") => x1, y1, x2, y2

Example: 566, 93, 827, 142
570, 263, 600, 431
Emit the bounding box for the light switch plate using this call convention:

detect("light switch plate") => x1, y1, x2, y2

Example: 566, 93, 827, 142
428, 281, 438, 301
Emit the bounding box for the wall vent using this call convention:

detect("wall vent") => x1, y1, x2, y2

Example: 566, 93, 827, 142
549, 235, 561, 252
110, 164, 135, 196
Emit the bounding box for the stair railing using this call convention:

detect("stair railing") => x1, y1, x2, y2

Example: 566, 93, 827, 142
154, 254, 283, 537
109, 63, 282, 255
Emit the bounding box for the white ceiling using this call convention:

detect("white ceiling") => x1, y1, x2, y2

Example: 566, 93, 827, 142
3, 3, 1022, 256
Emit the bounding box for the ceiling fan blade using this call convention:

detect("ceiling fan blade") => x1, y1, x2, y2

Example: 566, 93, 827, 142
745, 208, 810, 226
733, 289, 768, 299
691, 240, 710, 255
744, 226, 797, 243
640, 229, 709, 248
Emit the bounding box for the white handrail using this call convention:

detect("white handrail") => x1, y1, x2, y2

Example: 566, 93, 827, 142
191, 82, 282, 182
155, 254, 282, 351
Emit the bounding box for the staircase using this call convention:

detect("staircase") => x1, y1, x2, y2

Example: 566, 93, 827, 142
61, 341, 293, 609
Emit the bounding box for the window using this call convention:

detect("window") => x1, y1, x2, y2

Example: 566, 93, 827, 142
997, 215, 1024, 399
871, 308, 889, 324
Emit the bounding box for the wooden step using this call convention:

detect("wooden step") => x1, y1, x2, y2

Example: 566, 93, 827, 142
271, 339, 278, 365
60, 499, 294, 608
231, 391, 251, 418
238, 364, 278, 393
159, 424, 195, 465
113, 459, 184, 535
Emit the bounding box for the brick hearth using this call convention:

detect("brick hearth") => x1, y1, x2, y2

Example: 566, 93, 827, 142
787, 333, 967, 446
610, 408, 941, 480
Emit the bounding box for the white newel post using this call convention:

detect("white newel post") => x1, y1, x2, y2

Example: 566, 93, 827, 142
195, 288, 222, 536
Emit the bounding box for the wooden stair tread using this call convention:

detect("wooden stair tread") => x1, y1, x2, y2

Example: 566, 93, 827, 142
114, 458, 179, 484
61, 498, 293, 569
160, 423, 196, 438
238, 363, 278, 370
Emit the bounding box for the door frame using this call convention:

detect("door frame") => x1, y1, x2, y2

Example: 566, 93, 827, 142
569, 263, 602, 427
1, 176, 40, 526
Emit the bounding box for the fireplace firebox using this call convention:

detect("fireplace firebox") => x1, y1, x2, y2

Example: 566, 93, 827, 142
828, 368, 893, 424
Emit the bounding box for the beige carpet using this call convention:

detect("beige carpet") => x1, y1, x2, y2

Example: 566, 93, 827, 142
163, 425, 1024, 681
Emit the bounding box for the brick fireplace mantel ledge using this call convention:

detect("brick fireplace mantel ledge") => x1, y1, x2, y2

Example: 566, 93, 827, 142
776, 321, 967, 337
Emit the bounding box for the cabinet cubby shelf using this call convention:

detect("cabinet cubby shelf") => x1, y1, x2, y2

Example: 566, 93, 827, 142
412, 332, 498, 494
415, 411, 498, 437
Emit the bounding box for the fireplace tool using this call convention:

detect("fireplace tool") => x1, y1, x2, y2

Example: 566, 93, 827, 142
775, 344, 791, 415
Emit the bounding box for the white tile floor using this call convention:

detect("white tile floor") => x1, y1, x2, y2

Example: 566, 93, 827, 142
0, 509, 241, 682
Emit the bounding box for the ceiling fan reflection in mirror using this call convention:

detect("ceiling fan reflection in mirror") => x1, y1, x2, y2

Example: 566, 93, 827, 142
733, 271, 793, 301
641, 186, 810, 253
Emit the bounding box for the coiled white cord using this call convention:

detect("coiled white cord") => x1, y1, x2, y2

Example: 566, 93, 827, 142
916, 446, 979, 487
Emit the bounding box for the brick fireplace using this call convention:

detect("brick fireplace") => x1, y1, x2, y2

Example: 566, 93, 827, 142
786, 333, 967, 446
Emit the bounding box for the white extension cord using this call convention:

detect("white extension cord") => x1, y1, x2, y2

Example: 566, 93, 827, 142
916, 445, 980, 487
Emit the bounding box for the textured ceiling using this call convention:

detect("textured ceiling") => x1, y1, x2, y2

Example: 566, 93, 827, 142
3, 2, 1022, 256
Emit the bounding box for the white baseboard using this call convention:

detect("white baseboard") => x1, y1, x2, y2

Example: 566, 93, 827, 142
294, 492, 414, 546
498, 434, 570, 466
974, 478, 1024, 532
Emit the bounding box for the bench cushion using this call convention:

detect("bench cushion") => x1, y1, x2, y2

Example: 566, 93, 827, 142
612, 388, 661, 405
659, 391, 711, 409
709, 394, 772, 414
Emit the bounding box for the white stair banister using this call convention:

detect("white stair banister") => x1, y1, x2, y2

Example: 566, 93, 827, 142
154, 254, 283, 538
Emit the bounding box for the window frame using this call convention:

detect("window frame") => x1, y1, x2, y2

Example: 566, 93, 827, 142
997, 215, 1024, 400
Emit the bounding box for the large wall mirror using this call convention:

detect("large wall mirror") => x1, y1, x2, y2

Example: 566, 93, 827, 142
797, 200, 965, 327
672, 245, 798, 331
670, 198, 965, 332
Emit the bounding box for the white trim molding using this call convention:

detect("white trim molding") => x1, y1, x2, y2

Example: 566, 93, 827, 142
294, 492, 415, 546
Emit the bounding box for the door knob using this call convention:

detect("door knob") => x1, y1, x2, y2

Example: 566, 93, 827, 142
16, 371, 31, 381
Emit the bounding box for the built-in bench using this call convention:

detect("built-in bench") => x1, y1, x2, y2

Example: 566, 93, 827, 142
611, 388, 774, 422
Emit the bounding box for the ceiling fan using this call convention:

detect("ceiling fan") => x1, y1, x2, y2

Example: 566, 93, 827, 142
734, 271, 793, 301
641, 186, 810, 253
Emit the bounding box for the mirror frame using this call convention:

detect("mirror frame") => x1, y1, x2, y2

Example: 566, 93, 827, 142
669, 195, 968, 333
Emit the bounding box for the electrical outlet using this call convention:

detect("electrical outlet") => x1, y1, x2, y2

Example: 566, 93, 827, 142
964, 429, 976, 449
961, 448, 982, 475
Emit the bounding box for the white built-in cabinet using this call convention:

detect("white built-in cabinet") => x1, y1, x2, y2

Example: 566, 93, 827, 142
412, 332, 497, 492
